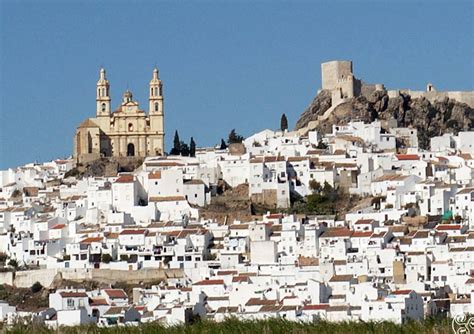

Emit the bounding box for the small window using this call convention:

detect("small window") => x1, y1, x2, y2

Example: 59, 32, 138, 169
128, 123, 133, 132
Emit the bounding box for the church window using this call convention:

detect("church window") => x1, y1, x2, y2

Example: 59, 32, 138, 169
101, 103, 106, 112
127, 143, 135, 157
87, 132, 93, 154
128, 123, 133, 132
154, 103, 159, 112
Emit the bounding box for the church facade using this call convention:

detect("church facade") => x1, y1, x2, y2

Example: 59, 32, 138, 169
73, 68, 165, 163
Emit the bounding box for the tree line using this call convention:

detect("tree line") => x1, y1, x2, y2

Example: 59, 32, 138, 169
169, 113, 289, 156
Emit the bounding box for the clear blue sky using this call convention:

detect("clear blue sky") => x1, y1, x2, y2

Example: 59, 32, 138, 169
0, 0, 473, 169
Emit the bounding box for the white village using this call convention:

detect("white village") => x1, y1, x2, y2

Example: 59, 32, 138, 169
0, 60, 473, 329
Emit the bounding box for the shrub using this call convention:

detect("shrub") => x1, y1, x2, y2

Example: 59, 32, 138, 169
11, 189, 22, 198
7, 259, 18, 269
31, 281, 43, 293
0, 253, 7, 263
102, 254, 113, 263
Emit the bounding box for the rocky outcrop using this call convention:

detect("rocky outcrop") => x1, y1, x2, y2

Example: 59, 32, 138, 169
294, 90, 332, 130
295, 90, 474, 149
65, 157, 143, 179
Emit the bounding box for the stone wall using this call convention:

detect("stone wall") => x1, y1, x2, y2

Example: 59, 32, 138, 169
251, 189, 278, 207
0, 272, 14, 286
387, 90, 474, 108
0, 268, 184, 288
13, 269, 59, 288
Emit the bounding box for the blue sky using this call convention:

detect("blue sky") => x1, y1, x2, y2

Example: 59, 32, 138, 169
0, 0, 473, 169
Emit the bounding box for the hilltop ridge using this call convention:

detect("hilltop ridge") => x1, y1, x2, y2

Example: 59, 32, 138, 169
295, 60, 473, 148
296, 89, 473, 149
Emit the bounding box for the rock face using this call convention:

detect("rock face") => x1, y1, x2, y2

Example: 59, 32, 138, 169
295, 90, 474, 149
295, 90, 332, 130
65, 157, 144, 179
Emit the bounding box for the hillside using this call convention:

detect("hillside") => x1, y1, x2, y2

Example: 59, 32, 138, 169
295, 89, 474, 149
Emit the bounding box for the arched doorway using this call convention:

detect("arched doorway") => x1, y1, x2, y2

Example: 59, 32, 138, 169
127, 143, 135, 156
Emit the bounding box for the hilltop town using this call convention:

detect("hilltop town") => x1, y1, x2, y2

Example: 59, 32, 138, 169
0, 61, 473, 328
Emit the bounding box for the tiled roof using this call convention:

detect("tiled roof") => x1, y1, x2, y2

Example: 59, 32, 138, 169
390, 289, 412, 295
457, 187, 474, 195
329, 275, 354, 282
396, 154, 419, 161
51, 224, 66, 230
148, 172, 162, 179
193, 279, 224, 286
114, 175, 134, 183
303, 304, 329, 311
78, 119, 99, 128
120, 229, 147, 235
80, 237, 103, 244
321, 228, 352, 238
149, 196, 186, 202
104, 289, 128, 299
245, 298, 278, 306
60, 291, 88, 298
435, 224, 462, 231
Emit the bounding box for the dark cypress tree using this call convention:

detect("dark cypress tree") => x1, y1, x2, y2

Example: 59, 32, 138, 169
219, 139, 227, 150
280, 113, 288, 131
170, 130, 181, 155
180, 142, 190, 156
190, 137, 196, 157
228, 129, 244, 144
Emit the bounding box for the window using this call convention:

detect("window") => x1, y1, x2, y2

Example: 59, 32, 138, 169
128, 123, 133, 132
101, 103, 106, 112
154, 103, 159, 112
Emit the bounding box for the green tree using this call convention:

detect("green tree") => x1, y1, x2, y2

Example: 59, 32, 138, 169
280, 113, 288, 131
322, 181, 334, 196
101, 254, 112, 263
180, 142, 190, 156
316, 140, 328, 149
31, 282, 43, 293
189, 137, 196, 157
170, 130, 181, 155
309, 180, 322, 194
219, 139, 227, 150
228, 129, 244, 144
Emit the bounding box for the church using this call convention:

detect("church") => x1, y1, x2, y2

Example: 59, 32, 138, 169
73, 68, 165, 163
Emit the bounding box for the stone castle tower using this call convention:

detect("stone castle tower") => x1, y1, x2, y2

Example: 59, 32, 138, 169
73, 68, 165, 163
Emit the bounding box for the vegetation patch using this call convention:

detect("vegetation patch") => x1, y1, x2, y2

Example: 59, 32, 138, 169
3, 317, 454, 334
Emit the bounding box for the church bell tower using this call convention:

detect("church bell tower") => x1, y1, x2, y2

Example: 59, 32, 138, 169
96, 68, 111, 117
149, 67, 163, 115
149, 67, 165, 156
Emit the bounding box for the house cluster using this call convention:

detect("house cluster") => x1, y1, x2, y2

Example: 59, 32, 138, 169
0, 124, 473, 327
